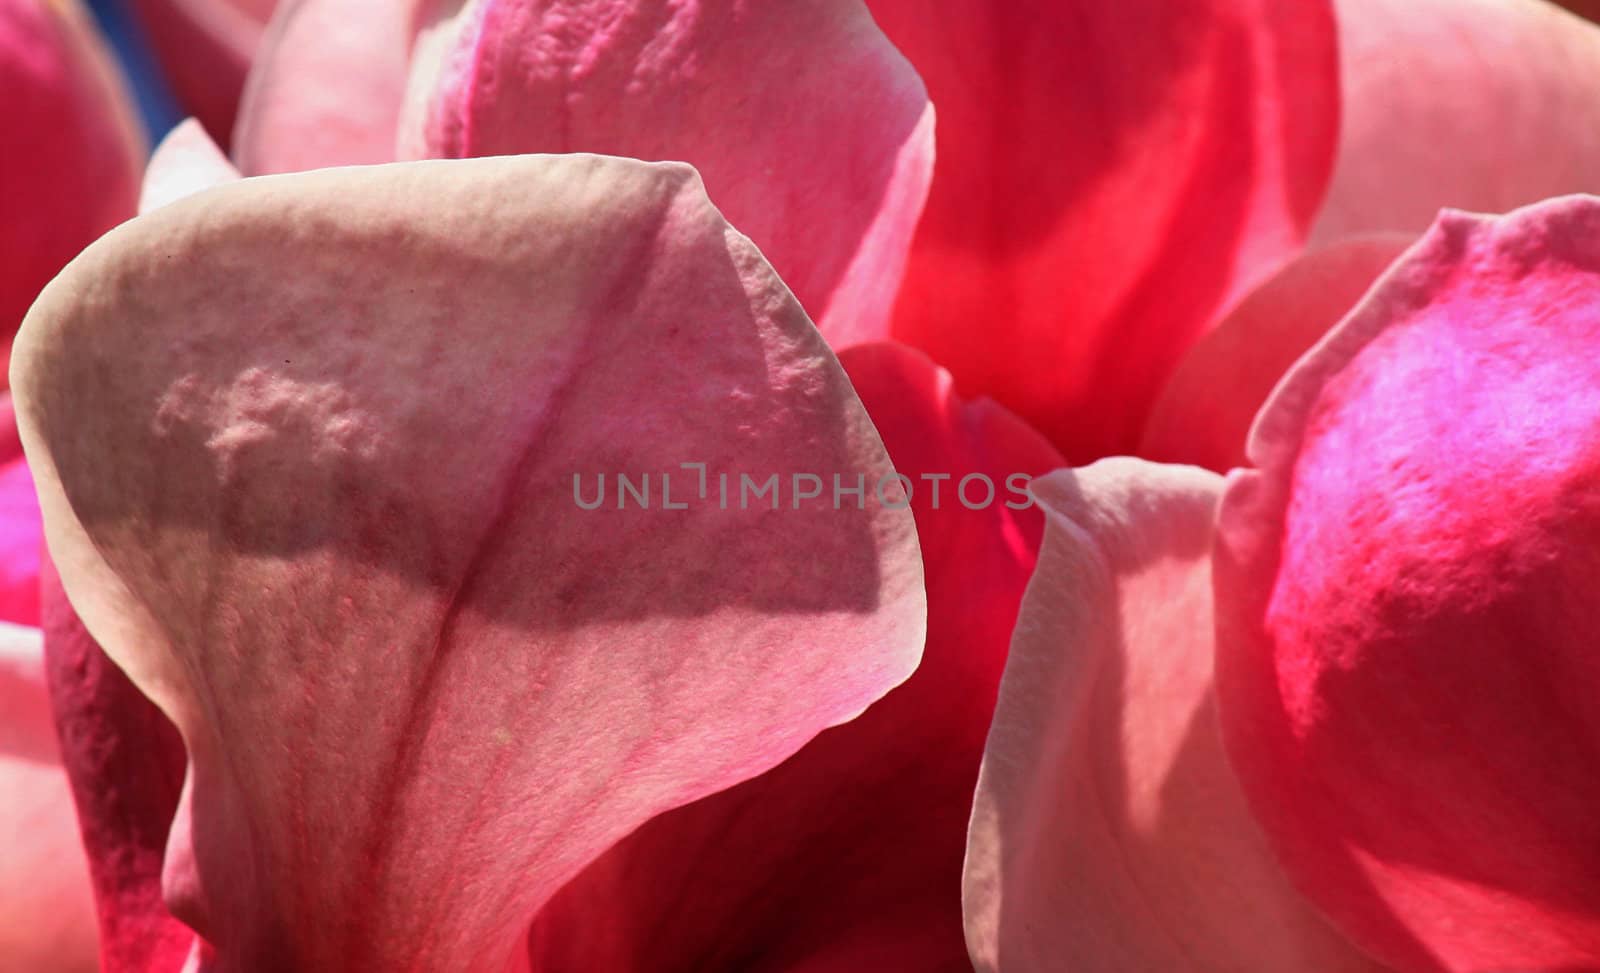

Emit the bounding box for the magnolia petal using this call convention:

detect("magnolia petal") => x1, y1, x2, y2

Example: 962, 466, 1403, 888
140, 119, 241, 214
1313, 0, 1600, 244
526, 342, 1060, 972
1140, 234, 1412, 472
2, 0, 143, 360
0, 622, 99, 973
965, 458, 1385, 972
15, 153, 926, 972
401, 0, 934, 349
233, 0, 427, 174
127, 0, 273, 144
43, 556, 193, 973
1216, 197, 1600, 971
866, 0, 1339, 462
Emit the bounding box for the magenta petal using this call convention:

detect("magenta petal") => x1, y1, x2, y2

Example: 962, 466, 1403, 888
140, 119, 240, 214
2, 0, 142, 353
15, 154, 926, 972
402, 0, 934, 349
0, 621, 99, 972
233, 0, 427, 174
965, 459, 1386, 972
0, 442, 42, 627
867, 0, 1340, 461
1216, 197, 1600, 970
526, 342, 1060, 972
1314, 0, 1600, 243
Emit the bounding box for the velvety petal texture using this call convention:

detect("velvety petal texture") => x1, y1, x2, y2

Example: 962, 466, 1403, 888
140, 118, 241, 214
1141, 234, 1411, 472
526, 342, 1061, 972
866, 0, 1339, 461
128, 0, 275, 144
15, 153, 925, 973
401, 0, 934, 348
1215, 196, 1600, 971
0, 621, 99, 973
965, 459, 1384, 972
232, 0, 427, 174
43, 557, 193, 973
1313, 0, 1600, 244
2, 0, 142, 359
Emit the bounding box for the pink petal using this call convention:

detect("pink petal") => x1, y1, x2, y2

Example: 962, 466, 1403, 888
140, 119, 241, 214
2, 0, 143, 365
127, 0, 273, 146
42, 556, 193, 973
1215, 196, 1600, 971
1141, 234, 1412, 472
526, 342, 1060, 972
1313, 0, 1600, 244
401, 0, 934, 349
15, 153, 926, 972
866, 0, 1340, 462
0, 621, 100, 973
232, 0, 426, 174
0, 439, 43, 627
965, 458, 1386, 972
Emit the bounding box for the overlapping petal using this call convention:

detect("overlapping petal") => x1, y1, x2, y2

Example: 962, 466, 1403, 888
42, 559, 193, 973
1313, 0, 1600, 244
865, 0, 1339, 461
965, 458, 1385, 972
1141, 234, 1411, 472
14, 153, 925, 972
127, 0, 274, 144
140, 118, 241, 213
398, 0, 934, 349
526, 342, 1060, 972
232, 0, 427, 174
1215, 196, 1600, 971
2, 0, 142, 364
0, 621, 99, 973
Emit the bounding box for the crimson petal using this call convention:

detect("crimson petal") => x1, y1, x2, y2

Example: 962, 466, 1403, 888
866, 0, 1339, 461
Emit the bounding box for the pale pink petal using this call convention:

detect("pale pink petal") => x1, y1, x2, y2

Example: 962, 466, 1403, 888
1141, 234, 1412, 472
867, 0, 1340, 461
14, 153, 925, 972
1216, 196, 1600, 970
140, 119, 241, 214
232, 0, 427, 174
965, 458, 1385, 971
1313, 0, 1600, 244
401, 0, 933, 349
0, 622, 99, 973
